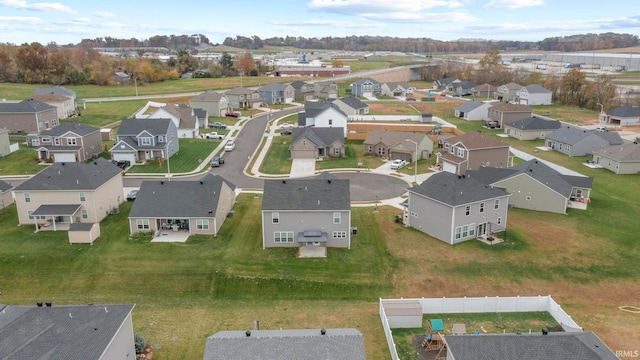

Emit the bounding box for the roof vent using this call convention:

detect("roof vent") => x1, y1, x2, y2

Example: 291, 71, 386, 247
458, 175, 462, 179
200, 181, 203, 185
321, 328, 326, 335
530, 169, 533, 172
327, 180, 331, 184
160, 181, 164, 185
542, 328, 549, 335
61, 162, 65, 165
282, 180, 286, 184
37, 301, 43, 307
245, 330, 251, 337
45, 301, 52, 307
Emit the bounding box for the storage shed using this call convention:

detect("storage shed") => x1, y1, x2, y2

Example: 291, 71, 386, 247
382, 300, 423, 328
100, 128, 113, 141
68, 222, 100, 244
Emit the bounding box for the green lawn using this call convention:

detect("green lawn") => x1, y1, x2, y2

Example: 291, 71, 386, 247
126, 138, 217, 174
78, 100, 149, 128
0, 143, 43, 175
259, 136, 292, 174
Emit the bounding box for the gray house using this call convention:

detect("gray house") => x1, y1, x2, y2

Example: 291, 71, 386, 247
289, 80, 315, 101
381, 82, 413, 98
129, 174, 236, 237
487, 103, 534, 128
110, 118, 179, 164
297, 100, 349, 136
516, 84, 553, 105
224, 87, 263, 109
592, 142, 640, 174
494, 82, 522, 102
290, 127, 345, 159
189, 91, 229, 116
504, 116, 561, 140
257, 83, 295, 104
331, 96, 369, 116
546, 126, 623, 156
261, 176, 351, 254
349, 77, 381, 97
407, 172, 510, 245
468, 159, 593, 214
600, 105, 640, 127
34, 85, 76, 104
0, 303, 136, 360
34, 122, 102, 162
455, 100, 492, 121
313, 81, 338, 99
203, 328, 366, 360
0, 128, 11, 157
0, 99, 59, 133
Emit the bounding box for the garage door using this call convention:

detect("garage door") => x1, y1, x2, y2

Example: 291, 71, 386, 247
112, 153, 136, 164
292, 149, 316, 159
54, 153, 76, 162
390, 152, 411, 162
442, 161, 457, 174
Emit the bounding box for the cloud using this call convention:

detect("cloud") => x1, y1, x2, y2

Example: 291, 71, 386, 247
363, 11, 478, 22
308, 0, 464, 15
94, 11, 116, 18
0, 0, 77, 13
484, 0, 544, 10
0, 15, 43, 24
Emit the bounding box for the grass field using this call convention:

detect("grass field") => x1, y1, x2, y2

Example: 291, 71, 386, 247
126, 139, 218, 174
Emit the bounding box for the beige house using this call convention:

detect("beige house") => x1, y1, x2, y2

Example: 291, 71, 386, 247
494, 82, 522, 102
189, 91, 229, 116
225, 87, 263, 109
504, 117, 561, 140
0, 128, 11, 157
13, 159, 124, 231
487, 103, 533, 129
0, 179, 13, 209
592, 142, 640, 174
290, 127, 345, 159
437, 131, 511, 175
30, 93, 75, 119
364, 130, 433, 162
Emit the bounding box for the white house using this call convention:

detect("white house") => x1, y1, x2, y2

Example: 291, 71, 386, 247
516, 84, 552, 105
297, 101, 349, 137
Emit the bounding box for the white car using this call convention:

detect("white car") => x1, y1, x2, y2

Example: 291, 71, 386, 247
224, 141, 236, 152
390, 159, 408, 170
280, 123, 294, 128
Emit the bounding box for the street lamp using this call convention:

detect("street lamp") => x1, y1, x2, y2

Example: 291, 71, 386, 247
406, 139, 418, 185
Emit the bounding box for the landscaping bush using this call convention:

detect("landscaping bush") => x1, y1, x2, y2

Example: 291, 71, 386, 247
134, 334, 146, 354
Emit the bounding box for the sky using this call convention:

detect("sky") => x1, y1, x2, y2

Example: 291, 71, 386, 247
1, 0, 640, 46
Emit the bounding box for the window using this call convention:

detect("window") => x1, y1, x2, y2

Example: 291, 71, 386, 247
462, 225, 468, 237
457, 148, 465, 157
526, 196, 532, 201
377, 147, 386, 155
333, 231, 347, 238
274, 231, 294, 243
558, 144, 563, 150
158, 136, 164, 143
328, 119, 333, 125
140, 137, 151, 146
576, 189, 582, 198
465, 205, 470, 216
469, 224, 475, 237
333, 212, 341, 224
494, 199, 500, 210
272, 212, 279, 224
66, 137, 77, 146
41, 136, 50, 143
28, 210, 45, 221
79, 192, 86, 202
455, 226, 462, 240
497, 217, 502, 225
479, 202, 485, 213
81, 209, 88, 219
54, 138, 60, 146
196, 219, 209, 230
334, 147, 341, 155
302, 140, 306, 146
449, 146, 454, 154
368, 145, 372, 153
24, 193, 31, 203
28, 210, 34, 220
566, 145, 571, 152
136, 219, 150, 230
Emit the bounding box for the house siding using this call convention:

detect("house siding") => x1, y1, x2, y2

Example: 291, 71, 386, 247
493, 174, 568, 214
505, 127, 551, 141
0, 110, 59, 133
213, 182, 236, 234
594, 155, 640, 174
262, 210, 351, 248
547, 135, 611, 156
290, 138, 319, 159
100, 311, 136, 360
408, 193, 453, 244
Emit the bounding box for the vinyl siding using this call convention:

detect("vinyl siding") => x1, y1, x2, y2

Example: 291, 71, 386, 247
262, 210, 351, 248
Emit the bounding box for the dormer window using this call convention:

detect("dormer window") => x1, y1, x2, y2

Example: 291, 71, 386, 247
457, 148, 465, 157
158, 136, 165, 143
140, 137, 151, 146
66, 137, 77, 146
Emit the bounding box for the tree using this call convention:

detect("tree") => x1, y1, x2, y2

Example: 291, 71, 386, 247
235, 52, 256, 75
477, 49, 503, 83
220, 52, 234, 71
332, 60, 344, 68
560, 68, 588, 106
585, 74, 617, 109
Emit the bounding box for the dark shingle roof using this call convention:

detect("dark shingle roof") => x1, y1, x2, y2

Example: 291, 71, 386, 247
592, 142, 640, 162
262, 178, 350, 211
291, 127, 344, 147
0, 99, 55, 113
302, 100, 346, 119
0, 304, 135, 360
445, 332, 618, 360
605, 105, 640, 117
522, 84, 552, 94
410, 171, 509, 206
257, 83, 289, 92
547, 126, 623, 145
14, 158, 122, 191
203, 328, 366, 360
363, 130, 426, 149
490, 103, 533, 112
69, 222, 95, 231
41, 122, 99, 137
224, 87, 256, 95
129, 174, 235, 218
0, 179, 13, 192
334, 96, 367, 110
117, 118, 172, 136
191, 90, 225, 102
289, 80, 309, 89
456, 100, 487, 112
445, 131, 509, 150
351, 77, 380, 86
506, 117, 561, 131
34, 85, 75, 98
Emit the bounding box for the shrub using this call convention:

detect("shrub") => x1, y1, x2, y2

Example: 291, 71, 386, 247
134, 334, 146, 354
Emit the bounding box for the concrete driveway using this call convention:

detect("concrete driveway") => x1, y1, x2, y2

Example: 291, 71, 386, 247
290, 158, 316, 178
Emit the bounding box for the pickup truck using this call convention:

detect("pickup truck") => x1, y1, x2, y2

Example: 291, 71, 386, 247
204, 132, 224, 139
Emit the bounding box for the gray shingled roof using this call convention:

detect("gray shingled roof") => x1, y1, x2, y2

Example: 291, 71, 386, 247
522, 84, 552, 94
224, 87, 256, 95
351, 77, 380, 86
506, 117, 561, 131
0, 99, 55, 113
32, 204, 81, 216
117, 118, 173, 136
191, 90, 225, 102
0, 304, 135, 360
262, 178, 350, 211
445, 332, 618, 360
129, 174, 235, 218
499, 82, 523, 90
592, 142, 640, 162
289, 80, 309, 89
14, 158, 122, 191
0, 179, 13, 192
605, 105, 640, 117
68, 222, 95, 231
456, 100, 486, 112
41, 122, 99, 137
302, 100, 346, 119
34, 85, 75, 98
547, 126, 623, 145
203, 328, 366, 360
410, 171, 509, 206
334, 96, 367, 110
257, 83, 288, 92
291, 127, 344, 147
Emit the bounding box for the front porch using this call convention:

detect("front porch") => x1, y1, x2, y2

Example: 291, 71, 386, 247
32, 204, 81, 232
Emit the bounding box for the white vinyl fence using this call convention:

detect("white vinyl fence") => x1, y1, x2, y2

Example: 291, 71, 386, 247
379, 295, 582, 360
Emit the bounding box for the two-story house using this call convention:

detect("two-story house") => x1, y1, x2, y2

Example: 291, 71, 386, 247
546, 126, 623, 156
314, 81, 338, 99
349, 78, 381, 97
145, 104, 200, 139
364, 130, 433, 162
381, 82, 414, 98
30, 92, 75, 119
494, 82, 522, 102
189, 91, 229, 117
471, 83, 498, 99
516, 84, 553, 105
437, 131, 511, 175
34, 85, 76, 105
289, 80, 315, 101
406, 171, 510, 245
0, 179, 13, 209
110, 118, 178, 164
290, 127, 345, 160
261, 176, 352, 256
224, 87, 263, 109
487, 103, 533, 129
0, 99, 59, 133
257, 83, 295, 104
297, 100, 349, 137
331, 97, 369, 116
34, 122, 101, 162
13, 159, 124, 231
455, 100, 493, 121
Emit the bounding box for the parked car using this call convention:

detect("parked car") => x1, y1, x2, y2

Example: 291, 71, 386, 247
280, 129, 292, 135
280, 123, 294, 128
406, 97, 416, 101
390, 159, 408, 170
210, 155, 224, 167
225, 111, 241, 118
595, 126, 608, 132
209, 122, 227, 129
224, 141, 236, 152
204, 132, 224, 139
126, 190, 138, 201
112, 160, 130, 170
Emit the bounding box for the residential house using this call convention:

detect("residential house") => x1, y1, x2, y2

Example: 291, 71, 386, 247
444, 332, 618, 360
289, 80, 315, 101
600, 105, 640, 126
30, 92, 75, 119
113, 71, 131, 84
0, 179, 13, 209
110, 118, 178, 164
444, 79, 462, 92
331, 96, 369, 116
261, 176, 352, 252
0, 128, 11, 157
203, 328, 365, 360
189, 91, 229, 116
592, 142, 640, 174
224, 87, 263, 109
349, 77, 381, 97
432, 77, 456, 90
468, 159, 593, 214
437, 131, 511, 175
34, 122, 101, 162
504, 116, 561, 140
257, 83, 295, 104
453, 80, 476, 95
145, 104, 200, 139
290, 127, 345, 159
546, 126, 623, 156
129, 174, 236, 237
381, 82, 414, 98
13, 159, 124, 231
454, 100, 492, 121
314, 80, 338, 99
0, 303, 136, 360
406, 171, 510, 245
193, 107, 209, 128
471, 83, 498, 99
297, 100, 349, 136
494, 82, 522, 102
0, 99, 59, 133
34, 85, 76, 105
364, 130, 433, 162
487, 103, 534, 128
516, 84, 553, 105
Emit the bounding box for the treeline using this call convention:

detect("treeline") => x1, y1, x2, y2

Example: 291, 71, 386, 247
77, 34, 211, 49
538, 33, 639, 52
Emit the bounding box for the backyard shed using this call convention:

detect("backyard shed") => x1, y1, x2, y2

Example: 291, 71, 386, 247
100, 128, 113, 141
68, 222, 100, 244
382, 300, 423, 328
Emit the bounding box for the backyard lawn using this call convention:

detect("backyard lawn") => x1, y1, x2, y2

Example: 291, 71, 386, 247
0, 143, 45, 175
125, 138, 218, 174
